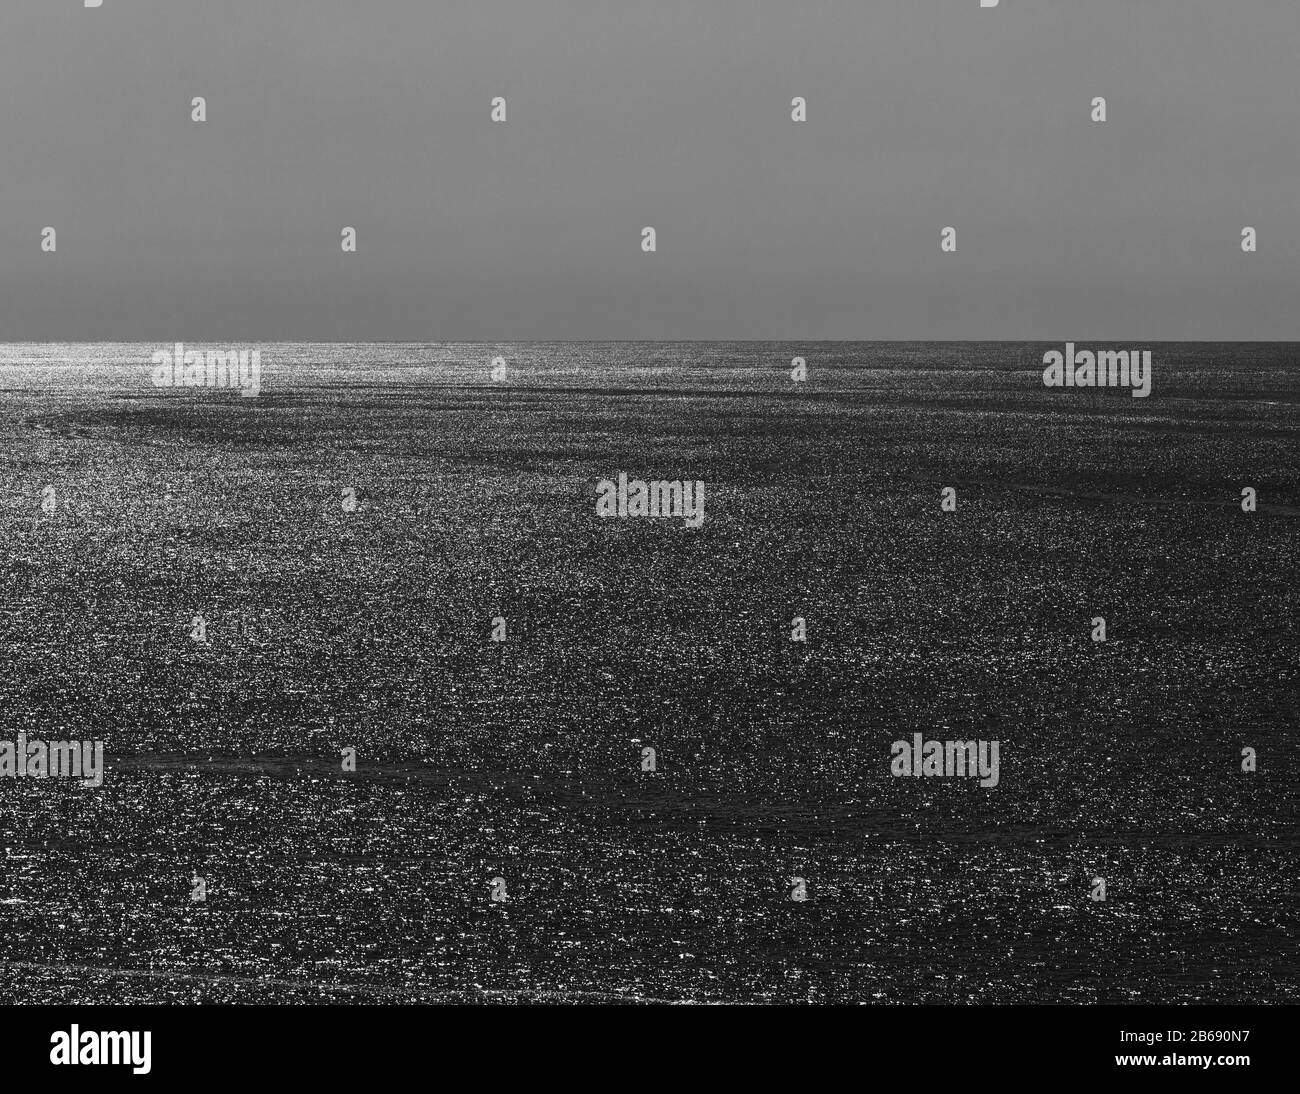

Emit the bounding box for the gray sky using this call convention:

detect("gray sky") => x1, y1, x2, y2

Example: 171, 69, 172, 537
1, 0, 1297, 341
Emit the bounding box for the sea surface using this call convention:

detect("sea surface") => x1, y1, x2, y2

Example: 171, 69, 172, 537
0, 342, 1295, 1003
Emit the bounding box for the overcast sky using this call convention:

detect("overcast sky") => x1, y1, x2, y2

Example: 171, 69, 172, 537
1, 0, 1296, 341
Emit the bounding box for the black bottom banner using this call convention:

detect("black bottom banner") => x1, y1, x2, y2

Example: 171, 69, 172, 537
3, 1003, 1289, 1084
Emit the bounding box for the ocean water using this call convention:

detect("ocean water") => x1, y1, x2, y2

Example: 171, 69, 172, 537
0, 342, 1295, 1003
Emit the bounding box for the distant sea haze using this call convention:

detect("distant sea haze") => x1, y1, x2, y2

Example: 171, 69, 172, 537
0, 341, 1288, 400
